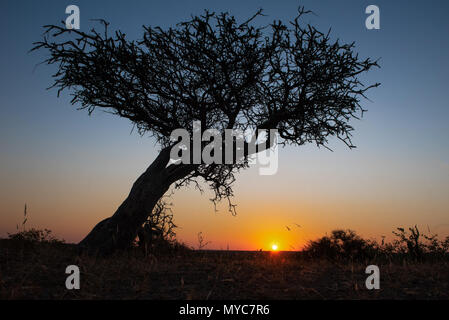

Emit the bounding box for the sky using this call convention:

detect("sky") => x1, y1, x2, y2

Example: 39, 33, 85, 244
0, 0, 448, 250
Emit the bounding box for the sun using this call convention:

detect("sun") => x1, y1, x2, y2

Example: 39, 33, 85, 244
271, 244, 278, 251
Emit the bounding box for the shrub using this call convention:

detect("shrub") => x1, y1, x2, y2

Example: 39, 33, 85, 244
303, 229, 376, 261
392, 226, 449, 260
8, 228, 65, 244
303, 226, 449, 262
7, 204, 65, 244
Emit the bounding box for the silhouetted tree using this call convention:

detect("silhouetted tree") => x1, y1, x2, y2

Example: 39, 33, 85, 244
32, 8, 379, 253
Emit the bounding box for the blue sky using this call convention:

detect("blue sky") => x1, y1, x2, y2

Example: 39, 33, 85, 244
0, 1, 448, 248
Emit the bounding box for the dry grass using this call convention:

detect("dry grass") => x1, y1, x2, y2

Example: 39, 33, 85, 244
1, 239, 448, 300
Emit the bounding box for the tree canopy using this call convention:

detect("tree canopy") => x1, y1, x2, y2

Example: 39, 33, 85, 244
33, 7, 379, 213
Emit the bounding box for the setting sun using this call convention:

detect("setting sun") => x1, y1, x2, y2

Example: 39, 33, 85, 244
271, 244, 278, 251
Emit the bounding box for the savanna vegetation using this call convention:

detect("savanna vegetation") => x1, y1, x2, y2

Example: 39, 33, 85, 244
32, 7, 380, 254
1, 208, 448, 299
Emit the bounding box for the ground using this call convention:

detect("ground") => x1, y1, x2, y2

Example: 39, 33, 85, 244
1, 239, 448, 299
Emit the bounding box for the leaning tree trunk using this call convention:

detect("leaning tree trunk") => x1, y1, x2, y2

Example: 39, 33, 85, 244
78, 146, 194, 254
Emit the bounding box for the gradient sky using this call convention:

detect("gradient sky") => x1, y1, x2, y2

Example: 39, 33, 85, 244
1, 0, 448, 250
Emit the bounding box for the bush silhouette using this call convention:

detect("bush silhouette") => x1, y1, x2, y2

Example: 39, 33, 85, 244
303, 227, 449, 262
303, 229, 376, 261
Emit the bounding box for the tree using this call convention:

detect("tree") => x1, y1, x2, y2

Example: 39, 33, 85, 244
32, 8, 379, 254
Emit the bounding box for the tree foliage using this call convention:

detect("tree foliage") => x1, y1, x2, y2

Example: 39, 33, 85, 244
33, 8, 379, 212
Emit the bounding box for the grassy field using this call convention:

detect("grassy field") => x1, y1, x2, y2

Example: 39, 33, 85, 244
1, 238, 448, 300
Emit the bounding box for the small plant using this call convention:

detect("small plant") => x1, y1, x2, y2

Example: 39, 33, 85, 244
8, 228, 63, 244
392, 226, 423, 259
197, 232, 211, 250
136, 199, 181, 254
393, 225, 449, 260
8, 204, 65, 244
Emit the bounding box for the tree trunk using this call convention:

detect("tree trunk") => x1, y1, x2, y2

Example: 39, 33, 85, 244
78, 146, 194, 254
